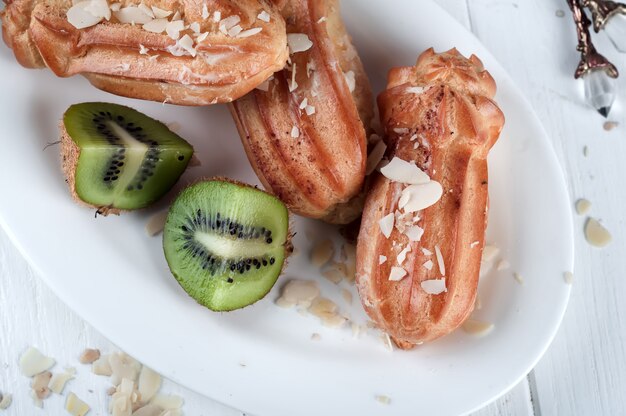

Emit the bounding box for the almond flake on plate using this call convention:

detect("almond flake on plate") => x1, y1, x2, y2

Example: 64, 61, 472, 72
310, 333, 321, 341
462, 319, 494, 336
421, 278, 446, 294
109, 352, 141, 385
380, 157, 430, 184
496, 259, 510, 271
575, 198, 591, 215
66, 392, 90, 416
91, 354, 112, 376
287, 33, 313, 53
32, 371, 52, 400
276, 279, 320, 308
563, 271, 574, 284
0, 393, 12, 410
310, 239, 334, 266
341, 289, 353, 304
132, 404, 164, 416
375, 395, 391, 404
19, 347, 55, 377
322, 269, 343, 284
585, 217, 612, 247
257, 10, 270, 22
48, 367, 76, 394
388, 266, 407, 281
138, 366, 162, 403
378, 213, 395, 238
481, 244, 500, 263
150, 394, 183, 410
513, 272, 525, 285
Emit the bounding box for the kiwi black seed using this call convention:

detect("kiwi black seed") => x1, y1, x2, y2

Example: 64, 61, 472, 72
61, 102, 194, 213
163, 179, 290, 311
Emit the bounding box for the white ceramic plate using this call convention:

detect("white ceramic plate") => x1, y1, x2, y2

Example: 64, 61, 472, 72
0, 1, 574, 415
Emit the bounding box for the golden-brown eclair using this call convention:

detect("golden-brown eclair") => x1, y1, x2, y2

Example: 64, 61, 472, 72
1, 0, 288, 105
356, 48, 505, 348
229, 0, 373, 223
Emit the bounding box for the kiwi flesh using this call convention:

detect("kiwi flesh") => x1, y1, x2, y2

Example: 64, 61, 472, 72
61, 102, 194, 214
163, 179, 290, 311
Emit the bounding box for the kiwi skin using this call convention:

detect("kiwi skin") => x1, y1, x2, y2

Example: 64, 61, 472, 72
164, 177, 293, 312
60, 122, 122, 216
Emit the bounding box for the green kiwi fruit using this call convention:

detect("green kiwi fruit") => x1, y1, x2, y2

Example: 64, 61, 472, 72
163, 179, 291, 311
61, 102, 194, 214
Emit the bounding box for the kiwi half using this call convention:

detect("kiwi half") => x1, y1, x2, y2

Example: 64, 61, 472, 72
163, 179, 290, 311
61, 102, 194, 214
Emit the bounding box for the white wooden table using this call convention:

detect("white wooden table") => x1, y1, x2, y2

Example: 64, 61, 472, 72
2, 0, 625, 414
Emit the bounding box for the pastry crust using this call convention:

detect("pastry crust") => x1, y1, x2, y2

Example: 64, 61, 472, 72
229, 0, 373, 223
356, 48, 504, 348
1, 0, 288, 105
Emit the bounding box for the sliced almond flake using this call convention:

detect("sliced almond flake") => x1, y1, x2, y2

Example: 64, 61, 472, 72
196, 31, 209, 42
406, 86, 425, 94
341, 289, 353, 304
305, 105, 316, 115
213, 11, 221, 22
310, 333, 321, 341
575, 198, 591, 215
32, 371, 52, 400
365, 140, 387, 176
474, 296, 482, 310
132, 404, 164, 416
563, 271, 574, 284
413, 142, 419, 149
308, 297, 340, 323
400, 181, 443, 213
378, 213, 394, 238
343, 70, 355, 92
200, 4, 209, 19
421, 278, 446, 294
19, 347, 55, 377
378, 255, 387, 265
148, 54, 159, 61
397, 245, 411, 265
393, 127, 409, 134
434, 245, 445, 276
139, 44, 149, 55
152, 6, 172, 18
496, 259, 510, 271
178, 34, 197, 57
381, 333, 393, 351
380, 157, 430, 184
237, 27, 262, 38
306, 60, 316, 77
114, 6, 154, 24
409, 134, 418, 141
138, 3, 155, 18
513, 272, 525, 285
49, 367, 76, 394
110, 2, 121, 11
317, 16, 327, 23
322, 269, 343, 284
172, 10, 181, 20
585, 217, 612, 247
189, 22, 201, 33
470, 240, 480, 248
405, 225, 424, 242
165, 20, 185, 39
67, 2, 104, 29
321, 314, 347, 328
289, 62, 298, 91
220, 14, 240, 30
257, 10, 271, 22
423, 260, 433, 270
287, 33, 313, 53
143, 18, 168, 33
30, 389, 43, 408
85, 0, 111, 20
462, 319, 494, 336
481, 245, 500, 263
388, 266, 407, 281
299, 97, 308, 110
227, 24, 243, 37
351, 323, 362, 338
138, 366, 161, 403
150, 394, 183, 410
0, 393, 12, 410
421, 247, 432, 256
375, 395, 391, 404
91, 354, 112, 376
66, 392, 90, 416
276, 279, 320, 308
109, 352, 141, 386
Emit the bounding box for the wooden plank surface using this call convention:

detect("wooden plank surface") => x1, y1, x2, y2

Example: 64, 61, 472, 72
2, 0, 625, 415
